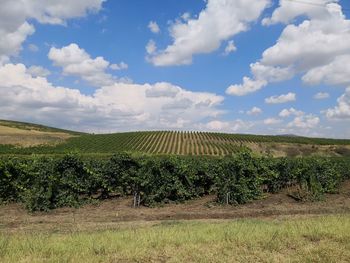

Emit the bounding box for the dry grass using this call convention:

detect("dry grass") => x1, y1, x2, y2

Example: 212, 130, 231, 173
0, 125, 73, 147
0, 182, 349, 262
247, 142, 350, 157
0, 215, 349, 262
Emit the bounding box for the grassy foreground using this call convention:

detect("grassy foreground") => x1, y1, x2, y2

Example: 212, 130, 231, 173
1, 215, 349, 262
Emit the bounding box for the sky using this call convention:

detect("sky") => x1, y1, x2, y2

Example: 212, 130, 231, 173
1, 0, 350, 138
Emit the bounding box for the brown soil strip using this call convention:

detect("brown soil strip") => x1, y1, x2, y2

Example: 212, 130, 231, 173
1, 181, 349, 234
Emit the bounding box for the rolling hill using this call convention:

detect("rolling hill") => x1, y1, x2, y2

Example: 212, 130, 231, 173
1, 119, 350, 157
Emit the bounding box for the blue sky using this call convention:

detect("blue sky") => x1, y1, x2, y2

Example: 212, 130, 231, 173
1, 0, 350, 137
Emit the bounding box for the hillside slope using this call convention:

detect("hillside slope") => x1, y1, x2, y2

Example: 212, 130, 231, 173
1, 121, 350, 157
0, 120, 81, 147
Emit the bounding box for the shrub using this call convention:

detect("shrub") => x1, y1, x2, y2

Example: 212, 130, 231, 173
0, 153, 348, 211
216, 151, 264, 205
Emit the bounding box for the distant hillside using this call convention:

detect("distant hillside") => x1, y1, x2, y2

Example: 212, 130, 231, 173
0, 120, 83, 135
1, 123, 350, 157
0, 119, 82, 147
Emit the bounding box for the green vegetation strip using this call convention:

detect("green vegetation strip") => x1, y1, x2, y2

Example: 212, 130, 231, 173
1, 130, 350, 156
0, 216, 349, 262
1, 152, 350, 212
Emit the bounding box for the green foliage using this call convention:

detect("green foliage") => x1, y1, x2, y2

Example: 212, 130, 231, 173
140, 157, 205, 206
288, 158, 342, 201
216, 151, 265, 205
21, 157, 58, 211
0, 153, 348, 211
0, 158, 30, 203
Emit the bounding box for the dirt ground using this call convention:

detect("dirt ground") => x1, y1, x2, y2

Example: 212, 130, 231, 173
1, 181, 349, 234
246, 142, 350, 157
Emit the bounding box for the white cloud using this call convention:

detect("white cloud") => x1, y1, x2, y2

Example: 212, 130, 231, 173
110, 62, 128, 70
223, 40, 236, 55
302, 55, 350, 86
265, 92, 296, 104
148, 0, 270, 66
205, 120, 231, 131
279, 107, 303, 117
181, 12, 191, 21
148, 21, 160, 34
26, 65, 51, 77
145, 82, 180, 98
314, 92, 330, 100
250, 62, 294, 83
48, 43, 119, 87
0, 63, 224, 132
0, 22, 35, 64
226, 77, 267, 96
287, 114, 320, 129
262, 0, 338, 25
263, 118, 282, 125
0, 0, 105, 62
205, 119, 253, 132
247, 107, 262, 116
325, 88, 350, 119
279, 107, 304, 118
226, 63, 293, 96
228, 1, 350, 95
146, 40, 157, 55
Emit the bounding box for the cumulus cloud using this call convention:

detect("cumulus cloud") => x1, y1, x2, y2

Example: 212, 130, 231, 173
146, 40, 157, 55
325, 88, 350, 119
263, 118, 282, 125
110, 62, 128, 70
314, 92, 330, 100
262, 0, 338, 25
26, 65, 51, 77
204, 119, 253, 132
148, 21, 160, 34
48, 43, 123, 87
145, 83, 180, 98
0, 0, 105, 62
302, 55, 350, 86
265, 92, 296, 104
226, 63, 293, 96
223, 40, 236, 55
287, 114, 320, 129
279, 107, 304, 118
0, 22, 35, 64
148, 0, 270, 66
227, 1, 350, 95
226, 77, 267, 96
247, 107, 262, 116
0, 63, 224, 132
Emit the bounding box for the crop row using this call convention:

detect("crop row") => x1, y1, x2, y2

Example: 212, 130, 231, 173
1, 152, 349, 211
1, 131, 350, 156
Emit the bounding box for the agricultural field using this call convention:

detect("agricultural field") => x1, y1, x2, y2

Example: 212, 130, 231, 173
1, 120, 350, 262
1, 120, 350, 157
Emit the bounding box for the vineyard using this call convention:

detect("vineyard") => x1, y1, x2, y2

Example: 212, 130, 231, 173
1, 129, 350, 156
1, 152, 350, 212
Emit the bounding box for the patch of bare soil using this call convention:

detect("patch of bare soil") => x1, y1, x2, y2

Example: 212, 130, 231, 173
1, 181, 349, 234
246, 142, 350, 157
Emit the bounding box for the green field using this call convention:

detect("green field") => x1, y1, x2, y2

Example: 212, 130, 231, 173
1, 120, 350, 156
1, 216, 349, 263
